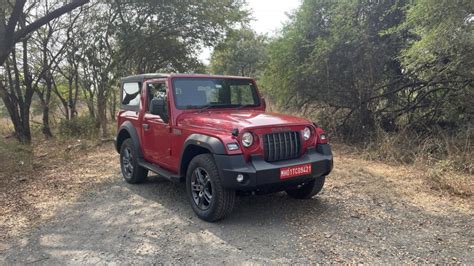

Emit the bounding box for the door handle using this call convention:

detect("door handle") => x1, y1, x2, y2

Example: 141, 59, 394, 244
143, 124, 150, 130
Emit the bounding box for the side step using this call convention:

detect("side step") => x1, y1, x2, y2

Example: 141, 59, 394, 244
138, 159, 182, 182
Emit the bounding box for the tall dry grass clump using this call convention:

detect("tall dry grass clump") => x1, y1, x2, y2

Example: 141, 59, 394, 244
362, 127, 473, 196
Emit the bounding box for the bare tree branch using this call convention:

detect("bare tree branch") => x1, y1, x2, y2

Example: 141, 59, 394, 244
14, 0, 89, 42
0, 0, 89, 66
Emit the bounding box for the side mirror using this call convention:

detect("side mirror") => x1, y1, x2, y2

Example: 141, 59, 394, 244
150, 98, 168, 122
261, 97, 266, 110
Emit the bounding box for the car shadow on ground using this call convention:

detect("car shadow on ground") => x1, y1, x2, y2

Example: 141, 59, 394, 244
136, 174, 336, 224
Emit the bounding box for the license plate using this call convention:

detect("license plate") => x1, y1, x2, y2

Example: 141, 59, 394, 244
280, 163, 312, 180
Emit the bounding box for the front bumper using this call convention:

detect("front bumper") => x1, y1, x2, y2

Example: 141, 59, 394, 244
214, 144, 333, 192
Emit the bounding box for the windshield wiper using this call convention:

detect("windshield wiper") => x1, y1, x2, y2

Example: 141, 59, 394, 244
198, 103, 230, 112
236, 104, 255, 110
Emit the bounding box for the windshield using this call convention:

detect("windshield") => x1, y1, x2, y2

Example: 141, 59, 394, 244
172, 78, 260, 110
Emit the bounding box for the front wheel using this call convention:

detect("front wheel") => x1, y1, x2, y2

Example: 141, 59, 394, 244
186, 154, 235, 222
285, 176, 326, 199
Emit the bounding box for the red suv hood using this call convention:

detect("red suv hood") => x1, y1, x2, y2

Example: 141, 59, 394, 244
177, 110, 311, 133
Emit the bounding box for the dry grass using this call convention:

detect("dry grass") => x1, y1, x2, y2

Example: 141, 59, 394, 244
427, 160, 473, 197
353, 128, 473, 197
0, 119, 120, 242
331, 146, 473, 216
0, 136, 118, 242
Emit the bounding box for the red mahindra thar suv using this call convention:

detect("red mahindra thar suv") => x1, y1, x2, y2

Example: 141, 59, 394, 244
116, 74, 333, 221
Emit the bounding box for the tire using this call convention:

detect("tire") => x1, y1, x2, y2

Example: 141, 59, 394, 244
120, 138, 148, 184
186, 154, 236, 222
285, 176, 326, 199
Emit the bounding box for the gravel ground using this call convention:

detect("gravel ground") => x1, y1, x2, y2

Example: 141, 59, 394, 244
1, 152, 473, 264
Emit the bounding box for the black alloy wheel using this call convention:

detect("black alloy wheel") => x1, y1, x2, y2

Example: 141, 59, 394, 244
186, 154, 235, 222
190, 167, 213, 210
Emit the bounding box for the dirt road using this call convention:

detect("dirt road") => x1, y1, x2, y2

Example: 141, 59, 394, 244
1, 145, 473, 264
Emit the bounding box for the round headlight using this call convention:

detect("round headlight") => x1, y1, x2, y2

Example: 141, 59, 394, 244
241, 132, 254, 147
303, 127, 311, 140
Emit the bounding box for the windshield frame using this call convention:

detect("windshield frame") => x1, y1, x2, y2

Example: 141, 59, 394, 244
171, 77, 261, 110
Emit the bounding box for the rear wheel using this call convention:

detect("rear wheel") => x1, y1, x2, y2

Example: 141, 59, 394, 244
120, 139, 148, 184
186, 154, 235, 222
285, 176, 325, 199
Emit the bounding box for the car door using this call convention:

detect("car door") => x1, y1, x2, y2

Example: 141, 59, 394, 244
142, 80, 172, 168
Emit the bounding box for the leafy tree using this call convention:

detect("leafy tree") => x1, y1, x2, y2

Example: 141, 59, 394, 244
210, 28, 268, 77
398, 0, 474, 127
262, 0, 473, 139
401, 0, 473, 79
262, 0, 410, 137
112, 0, 249, 73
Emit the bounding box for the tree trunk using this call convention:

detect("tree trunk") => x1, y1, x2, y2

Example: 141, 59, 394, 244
20, 41, 34, 144
52, 78, 70, 119
15, 118, 31, 144
41, 103, 53, 138
97, 95, 108, 137
109, 88, 117, 121
0, 81, 31, 144
67, 76, 74, 119
0, 88, 32, 143
82, 80, 96, 118
85, 95, 95, 118
358, 103, 375, 134
39, 77, 54, 139
0, 46, 33, 144
74, 69, 80, 116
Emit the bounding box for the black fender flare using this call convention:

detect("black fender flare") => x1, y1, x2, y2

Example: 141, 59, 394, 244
182, 133, 226, 154
115, 121, 143, 158
179, 134, 226, 176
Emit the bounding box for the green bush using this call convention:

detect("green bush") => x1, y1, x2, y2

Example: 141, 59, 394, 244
58, 116, 99, 138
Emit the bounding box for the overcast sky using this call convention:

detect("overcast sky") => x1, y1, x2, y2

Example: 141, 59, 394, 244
199, 0, 302, 64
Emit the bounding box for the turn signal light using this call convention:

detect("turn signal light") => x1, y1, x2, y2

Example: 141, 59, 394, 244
226, 143, 239, 151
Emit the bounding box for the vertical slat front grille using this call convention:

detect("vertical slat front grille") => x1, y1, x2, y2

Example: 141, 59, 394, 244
264, 131, 301, 162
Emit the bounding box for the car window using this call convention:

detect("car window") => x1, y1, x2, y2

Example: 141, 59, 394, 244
147, 82, 168, 116
122, 82, 140, 107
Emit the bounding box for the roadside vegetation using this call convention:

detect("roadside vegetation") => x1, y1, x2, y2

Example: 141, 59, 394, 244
0, 0, 472, 235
